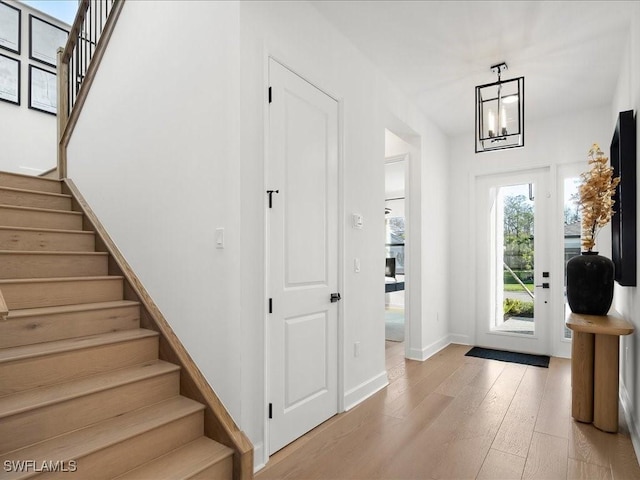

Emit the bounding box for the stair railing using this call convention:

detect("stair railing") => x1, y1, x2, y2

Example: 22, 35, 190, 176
56, 0, 125, 179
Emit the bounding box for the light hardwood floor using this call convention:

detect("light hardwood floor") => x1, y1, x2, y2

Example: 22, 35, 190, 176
257, 342, 640, 480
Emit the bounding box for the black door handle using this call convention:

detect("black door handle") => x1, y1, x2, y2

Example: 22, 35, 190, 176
535, 283, 550, 289
330, 293, 341, 303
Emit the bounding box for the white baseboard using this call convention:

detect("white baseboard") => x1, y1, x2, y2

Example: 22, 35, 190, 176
253, 441, 266, 473
620, 380, 640, 463
343, 371, 389, 411
406, 334, 467, 361
448, 334, 472, 346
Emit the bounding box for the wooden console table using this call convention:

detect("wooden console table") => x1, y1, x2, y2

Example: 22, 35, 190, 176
566, 311, 634, 433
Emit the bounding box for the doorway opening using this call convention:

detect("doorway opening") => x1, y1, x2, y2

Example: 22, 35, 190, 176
384, 130, 409, 348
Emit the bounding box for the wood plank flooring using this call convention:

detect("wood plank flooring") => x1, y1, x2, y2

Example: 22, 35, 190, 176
257, 342, 640, 480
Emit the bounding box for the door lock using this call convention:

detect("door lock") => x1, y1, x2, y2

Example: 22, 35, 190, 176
330, 293, 342, 303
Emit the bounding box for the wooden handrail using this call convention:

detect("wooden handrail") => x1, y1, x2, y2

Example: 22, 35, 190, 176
61, 0, 91, 64
0, 288, 8, 321
57, 0, 125, 180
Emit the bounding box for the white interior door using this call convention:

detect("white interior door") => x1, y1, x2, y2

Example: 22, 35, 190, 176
267, 59, 339, 454
475, 169, 552, 355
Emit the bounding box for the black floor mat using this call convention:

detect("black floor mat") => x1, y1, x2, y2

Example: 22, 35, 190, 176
465, 346, 550, 368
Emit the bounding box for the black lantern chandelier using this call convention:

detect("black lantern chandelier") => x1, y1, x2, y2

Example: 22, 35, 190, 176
475, 62, 524, 153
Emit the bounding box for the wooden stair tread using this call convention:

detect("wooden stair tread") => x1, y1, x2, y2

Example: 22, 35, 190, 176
7, 300, 140, 319
114, 437, 233, 480
0, 172, 61, 194
0, 275, 121, 285
0, 276, 124, 310
0, 172, 61, 184
0, 204, 82, 216
0, 329, 158, 364
0, 250, 107, 256
0, 225, 94, 235
2, 396, 204, 476
0, 186, 71, 199
0, 359, 179, 418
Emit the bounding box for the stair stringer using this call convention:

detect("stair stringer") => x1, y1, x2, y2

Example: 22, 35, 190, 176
63, 178, 254, 480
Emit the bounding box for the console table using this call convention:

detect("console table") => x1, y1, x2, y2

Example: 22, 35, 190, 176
566, 311, 634, 433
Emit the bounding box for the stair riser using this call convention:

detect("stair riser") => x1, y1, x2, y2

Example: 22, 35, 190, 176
0, 228, 95, 252
0, 253, 108, 279
0, 336, 159, 396
0, 278, 123, 310
0, 371, 180, 454
191, 459, 234, 480
36, 411, 204, 480
0, 173, 61, 194
1, 305, 140, 348
0, 207, 83, 230
0, 189, 71, 211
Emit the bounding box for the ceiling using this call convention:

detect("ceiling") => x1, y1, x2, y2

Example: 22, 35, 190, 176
310, 1, 634, 137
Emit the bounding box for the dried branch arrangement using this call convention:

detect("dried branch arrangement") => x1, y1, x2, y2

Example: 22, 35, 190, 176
574, 143, 620, 252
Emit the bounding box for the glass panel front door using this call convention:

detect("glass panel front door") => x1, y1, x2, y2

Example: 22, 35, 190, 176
476, 169, 550, 355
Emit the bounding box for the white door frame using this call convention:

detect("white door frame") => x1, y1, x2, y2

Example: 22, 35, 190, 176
382, 121, 423, 361
263, 55, 345, 460
384, 153, 412, 351
553, 162, 589, 359
474, 167, 552, 355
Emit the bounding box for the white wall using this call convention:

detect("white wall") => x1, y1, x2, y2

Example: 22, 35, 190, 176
0, 1, 68, 174
66, 0, 243, 420
66, 0, 450, 471
611, 1, 640, 457
448, 106, 613, 353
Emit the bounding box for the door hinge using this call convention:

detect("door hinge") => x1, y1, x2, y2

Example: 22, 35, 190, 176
268, 403, 273, 419
268, 86, 272, 103
268, 298, 273, 313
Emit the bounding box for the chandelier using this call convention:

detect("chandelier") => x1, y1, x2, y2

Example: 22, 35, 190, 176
475, 62, 524, 153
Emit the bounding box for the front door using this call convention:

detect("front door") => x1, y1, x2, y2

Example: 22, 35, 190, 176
267, 59, 339, 454
475, 168, 551, 355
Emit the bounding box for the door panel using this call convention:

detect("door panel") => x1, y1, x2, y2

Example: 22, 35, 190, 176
268, 59, 339, 454
284, 312, 328, 410
284, 90, 328, 286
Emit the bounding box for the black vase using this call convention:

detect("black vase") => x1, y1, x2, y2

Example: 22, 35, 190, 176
566, 252, 614, 315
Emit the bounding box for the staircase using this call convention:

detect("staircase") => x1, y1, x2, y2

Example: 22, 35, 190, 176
0, 172, 235, 479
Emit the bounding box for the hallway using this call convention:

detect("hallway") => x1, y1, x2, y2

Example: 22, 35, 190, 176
257, 343, 640, 479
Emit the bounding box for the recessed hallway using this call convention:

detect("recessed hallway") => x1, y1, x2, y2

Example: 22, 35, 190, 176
257, 343, 640, 479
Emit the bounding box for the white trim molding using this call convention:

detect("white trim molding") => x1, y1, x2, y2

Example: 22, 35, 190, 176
343, 371, 389, 411
407, 334, 459, 362
253, 441, 266, 473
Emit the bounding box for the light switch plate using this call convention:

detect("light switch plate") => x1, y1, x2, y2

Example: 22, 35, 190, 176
215, 228, 224, 249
